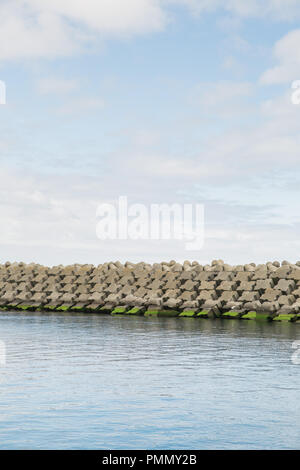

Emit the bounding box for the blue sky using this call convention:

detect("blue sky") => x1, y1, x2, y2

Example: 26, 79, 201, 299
0, 0, 300, 266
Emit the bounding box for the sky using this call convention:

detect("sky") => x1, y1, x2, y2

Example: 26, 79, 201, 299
0, 0, 300, 266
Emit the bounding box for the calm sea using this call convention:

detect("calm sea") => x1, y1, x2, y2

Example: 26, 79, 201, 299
0, 312, 299, 449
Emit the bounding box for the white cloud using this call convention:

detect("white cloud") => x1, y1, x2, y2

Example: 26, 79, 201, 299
0, 0, 167, 61
1, 165, 300, 266
37, 77, 79, 94
190, 80, 253, 116
57, 97, 105, 114
172, 0, 300, 20
27, 0, 166, 35
0, 2, 78, 60
1, 1, 300, 62
260, 29, 300, 84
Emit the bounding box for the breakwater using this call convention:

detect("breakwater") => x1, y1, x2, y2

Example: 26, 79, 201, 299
1, 260, 300, 322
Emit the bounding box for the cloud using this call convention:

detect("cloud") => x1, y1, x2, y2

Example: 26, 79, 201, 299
57, 97, 105, 115
260, 29, 300, 84
37, 77, 79, 94
189, 80, 254, 117
0, 0, 167, 61
173, 0, 300, 21
0, 2, 78, 60
1, 1, 300, 62
1, 165, 300, 266
27, 0, 166, 35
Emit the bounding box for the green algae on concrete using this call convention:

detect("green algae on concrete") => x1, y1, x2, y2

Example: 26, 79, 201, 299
241, 311, 257, 320
272, 314, 296, 322
17, 305, 34, 311
196, 310, 210, 318
126, 307, 144, 315
221, 311, 241, 319
196, 309, 218, 318
111, 307, 127, 315
144, 310, 159, 317
179, 310, 197, 317
255, 312, 272, 321
98, 306, 111, 314
56, 305, 71, 311
70, 306, 85, 312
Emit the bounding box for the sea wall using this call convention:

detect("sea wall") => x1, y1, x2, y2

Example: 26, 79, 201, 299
1, 260, 300, 322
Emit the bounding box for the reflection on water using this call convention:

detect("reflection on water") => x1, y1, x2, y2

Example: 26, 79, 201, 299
0, 312, 299, 449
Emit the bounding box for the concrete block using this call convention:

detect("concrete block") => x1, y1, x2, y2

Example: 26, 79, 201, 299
270, 266, 291, 280
89, 292, 105, 302
254, 279, 274, 291
277, 295, 295, 306
181, 300, 200, 310
2, 283, 18, 292
194, 272, 215, 282
119, 285, 136, 296
119, 276, 134, 286
164, 280, 181, 290
18, 282, 32, 291
214, 272, 233, 281
164, 298, 183, 309
199, 281, 216, 290
163, 289, 181, 300
261, 289, 280, 302
77, 275, 92, 285
234, 272, 253, 282
145, 297, 162, 308
180, 290, 197, 301
0, 292, 16, 305
90, 283, 108, 293
147, 280, 166, 290
260, 301, 279, 313
60, 284, 77, 293
274, 279, 295, 293
34, 274, 48, 283
181, 280, 199, 291
179, 271, 196, 281
134, 287, 148, 298
217, 281, 237, 291
218, 291, 238, 305
30, 292, 47, 305
106, 293, 123, 306
136, 277, 151, 288
251, 270, 268, 281
200, 301, 221, 313
239, 291, 260, 302
197, 290, 217, 301
291, 287, 300, 298
164, 272, 179, 282
106, 284, 121, 294
237, 281, 255, 292
287, 268, 300, 281
170, 263, 183, 272
243, 301, 262, 312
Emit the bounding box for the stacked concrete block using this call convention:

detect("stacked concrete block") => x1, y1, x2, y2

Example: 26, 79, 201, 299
0, 260, 299, 321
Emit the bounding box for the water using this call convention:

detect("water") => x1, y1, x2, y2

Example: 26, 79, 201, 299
0, 312, 299, 450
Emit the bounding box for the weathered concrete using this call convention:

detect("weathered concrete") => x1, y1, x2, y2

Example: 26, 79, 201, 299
0, 260, 300, 322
